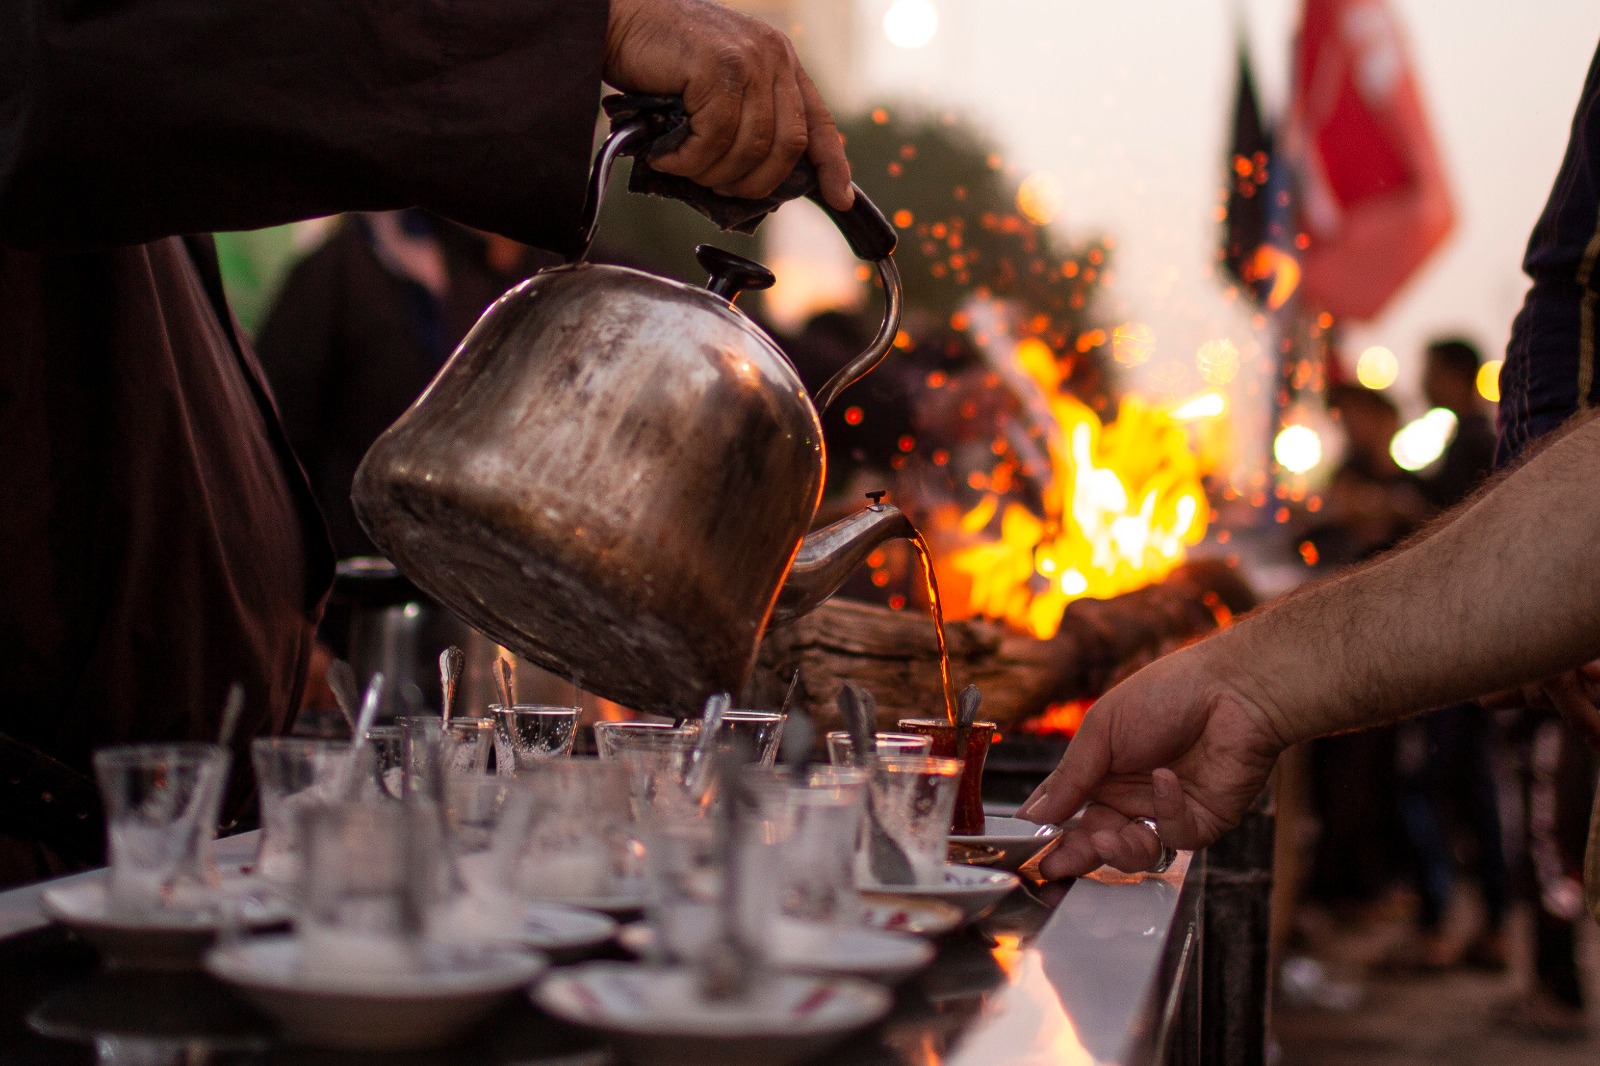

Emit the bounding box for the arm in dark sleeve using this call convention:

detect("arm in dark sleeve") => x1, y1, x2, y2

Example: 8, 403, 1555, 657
0, 0, 608, 256
1498, 40, 1600, 464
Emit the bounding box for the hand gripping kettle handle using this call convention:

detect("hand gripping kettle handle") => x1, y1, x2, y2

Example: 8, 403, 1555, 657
578, 99, 903, 413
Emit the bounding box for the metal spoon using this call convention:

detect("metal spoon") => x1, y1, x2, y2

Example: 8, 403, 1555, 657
340, 673, 386, 801
439, 646, 465, 726
326, 659, 360, 738
687, 692, 731, 800
780, 704, 815, 785
216, 683, 245, 749
495, 654, 516, 713
953, 684, 982, 762
838, 684, 916, 886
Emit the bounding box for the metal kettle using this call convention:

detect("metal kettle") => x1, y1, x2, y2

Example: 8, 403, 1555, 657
352, 110, 908, 719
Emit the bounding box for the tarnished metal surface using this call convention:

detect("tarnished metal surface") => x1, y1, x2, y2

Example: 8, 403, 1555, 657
770, 502, 914, 625
352, 264, 825, 718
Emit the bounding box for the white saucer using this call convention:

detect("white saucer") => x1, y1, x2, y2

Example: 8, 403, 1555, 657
618, 918, 933, 983
859, 897, 964, 938
949, 815, 1063, 872
205, 935, 546, 1050
41, 877, 290, 970
550, 886, 647, 917
859, 864, 1020, 923
535, 961, 891, 1066
519, 902, 617, 959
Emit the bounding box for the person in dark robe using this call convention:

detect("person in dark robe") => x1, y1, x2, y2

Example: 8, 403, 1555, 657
0, 0, 855, 886
257, 212, 549, 560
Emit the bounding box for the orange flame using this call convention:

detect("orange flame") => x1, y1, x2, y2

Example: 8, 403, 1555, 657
1023, 700, 1089, 737
945, 337, 1211, 640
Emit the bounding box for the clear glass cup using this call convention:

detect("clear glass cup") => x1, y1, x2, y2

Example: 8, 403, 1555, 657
824, 731, 934, 766
93, 743, 231, 919
720, 711, 787, 766
363, 725, 405, 800
492, 758, 636, 905
295, 798, 445, 976
605, 728, 711, 823
592, 718, 696, 760
747, 765, 868, 924
643, 816, 780, 969
251, 737, 354, 883
398, 715, 494, 796
897, 718, 999, 836
490, 704, 579, 774
863, 755, 964, 887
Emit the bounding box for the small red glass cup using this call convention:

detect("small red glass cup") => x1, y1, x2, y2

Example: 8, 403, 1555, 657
896, 718, 997, 836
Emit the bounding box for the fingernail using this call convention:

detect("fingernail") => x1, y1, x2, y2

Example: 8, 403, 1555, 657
1152, 771, 1175, 798
1092, 830, 1119, 852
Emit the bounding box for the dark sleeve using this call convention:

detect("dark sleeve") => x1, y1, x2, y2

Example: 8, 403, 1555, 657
1498, 41, 1600, 464
0, 0, 608, 256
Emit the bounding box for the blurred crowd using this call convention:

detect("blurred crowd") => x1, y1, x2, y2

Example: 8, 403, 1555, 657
1277, 338, 1597, 1038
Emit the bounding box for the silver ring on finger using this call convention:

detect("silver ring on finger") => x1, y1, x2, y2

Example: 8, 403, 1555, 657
1131, 816, 1178, 875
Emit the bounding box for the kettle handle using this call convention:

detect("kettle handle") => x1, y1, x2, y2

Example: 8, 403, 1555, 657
577, 105, 903, 414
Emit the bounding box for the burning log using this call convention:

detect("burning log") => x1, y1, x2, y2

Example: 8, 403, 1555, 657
750, 560, 1256, 733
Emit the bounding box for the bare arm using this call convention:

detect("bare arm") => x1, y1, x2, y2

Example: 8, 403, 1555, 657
1020, 408, 1600, 877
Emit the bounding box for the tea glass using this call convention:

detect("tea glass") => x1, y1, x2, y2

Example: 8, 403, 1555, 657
251, 737, 355, 884
295, 798, 446, 976
747, 765, 868, 924
643, 815, 781, 969
490, 704, 579, 774
825, 731, 933, 766
592, 718, 695, 760
603, 728, 709, 822
493, 758, 636, 906
719, 711, 787, 766
863, 755, 964, 887
398, 715, 494, 796
897, 718, 999, 836
93, 742, 231, 919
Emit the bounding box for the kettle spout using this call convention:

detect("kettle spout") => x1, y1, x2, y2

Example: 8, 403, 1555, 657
770, 499, 917, 626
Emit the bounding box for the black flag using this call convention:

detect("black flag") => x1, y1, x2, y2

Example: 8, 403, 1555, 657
1220, 37, 1279, 304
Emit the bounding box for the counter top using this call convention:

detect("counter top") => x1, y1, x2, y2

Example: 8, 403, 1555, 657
0, 830, 1199, 1065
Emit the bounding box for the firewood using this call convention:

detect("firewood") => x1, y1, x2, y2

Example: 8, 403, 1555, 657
749, 560, 1255, 732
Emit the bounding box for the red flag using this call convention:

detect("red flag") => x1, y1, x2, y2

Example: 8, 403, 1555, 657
1286, 0, 1454, 321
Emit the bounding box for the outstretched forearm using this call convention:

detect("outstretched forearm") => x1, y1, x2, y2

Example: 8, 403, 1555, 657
1220, 410, 1600, 745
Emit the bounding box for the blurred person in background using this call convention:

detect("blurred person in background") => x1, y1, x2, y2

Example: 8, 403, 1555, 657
1311, 384, 1431, 566
1297, 384, 1426, 930
1391, 337, 1509, 971
1419, 338, 1497, 510
257, 211, 545, 560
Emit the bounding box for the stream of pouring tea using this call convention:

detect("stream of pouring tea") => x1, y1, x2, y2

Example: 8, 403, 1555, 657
907, 530, 958, 727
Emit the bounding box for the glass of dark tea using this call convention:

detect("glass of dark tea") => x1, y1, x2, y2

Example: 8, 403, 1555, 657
894, 718, 998, 836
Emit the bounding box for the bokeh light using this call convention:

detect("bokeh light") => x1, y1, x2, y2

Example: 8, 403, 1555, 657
1274, 424, 1323, 474
1196, 338, 1240, 385
1355, 345, 1399, 390
1478, 359, 1503, 402
1016, 171, 1064, 226
1112, 321, 1154, 366
1170, 391, 1227, 420
882, 0, 939, 49
1391, 407, 1459, 472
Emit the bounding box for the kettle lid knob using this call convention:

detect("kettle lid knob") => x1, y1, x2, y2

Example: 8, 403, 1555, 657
695, 245, 776, 304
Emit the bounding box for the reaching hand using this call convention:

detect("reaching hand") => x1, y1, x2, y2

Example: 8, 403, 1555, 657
603, 0, 853, 210
1016, 639, 1289, 879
